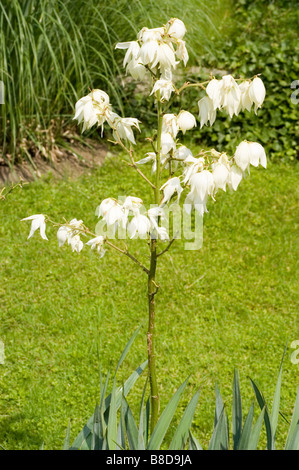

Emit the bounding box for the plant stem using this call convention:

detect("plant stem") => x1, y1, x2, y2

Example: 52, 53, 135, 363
148, 238, 159, 432
147, 90, 163, 432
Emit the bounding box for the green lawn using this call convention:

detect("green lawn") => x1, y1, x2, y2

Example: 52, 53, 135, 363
0, 151, 298, 450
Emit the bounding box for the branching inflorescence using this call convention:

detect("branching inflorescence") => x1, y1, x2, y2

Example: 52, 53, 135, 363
21, 17, 267, 432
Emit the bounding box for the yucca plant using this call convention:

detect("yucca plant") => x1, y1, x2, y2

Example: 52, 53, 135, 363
64, 332, 299, 451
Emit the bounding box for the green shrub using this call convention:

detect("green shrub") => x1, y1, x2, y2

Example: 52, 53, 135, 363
189, 0, 299, 163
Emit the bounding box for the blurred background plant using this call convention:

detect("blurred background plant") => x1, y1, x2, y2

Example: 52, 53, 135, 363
1, 0, 296, 169
0, 0, 229, 167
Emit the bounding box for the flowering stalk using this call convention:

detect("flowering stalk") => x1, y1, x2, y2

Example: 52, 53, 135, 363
21, 17, 268, 438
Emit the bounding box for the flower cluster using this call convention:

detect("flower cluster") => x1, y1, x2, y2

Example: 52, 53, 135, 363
198, 75, 266, 126
159, 138, 267, 216
74, 89, 140, 143
21, 17, 267, 262
96, 196, 168, 241
116, 18, 188, 99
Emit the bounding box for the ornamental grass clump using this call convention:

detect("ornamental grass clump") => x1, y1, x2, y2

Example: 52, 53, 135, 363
22, 17, 267, 434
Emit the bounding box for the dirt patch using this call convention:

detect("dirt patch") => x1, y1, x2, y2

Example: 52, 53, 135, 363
0, 138, 108, 185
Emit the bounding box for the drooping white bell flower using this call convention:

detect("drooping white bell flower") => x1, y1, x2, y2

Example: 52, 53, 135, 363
96, 198, 126, 228
69, 234, 84, 253
57, 218, 84, 248
234, 141, 252, 171
161, 132, 176, 155
234, 141, 267, 172
126, 58, 147, 80
166, 18, 187, 40
175, 39, 189, 66
198, 96, 217, 128
220, 75, 241, 118
74, 89, 111, 132
228, 165, 243, 191
182, 156, 205, 184
206, 78, 223, 110
162, 114, 179, 138
139, 39, 159, 65
150, 79, 175, 102
138, 27, 164, 43
86, 235, 106, 258
147, 207, 169, 240
123, 196, 143, 216
160, 177, 183, 204
109, 113, 141, 145
127, 213, 151, 239
57, 225, 71, 247
173, 145, 193, 162
248, 142, 267, 168
237, 81, 253, 113
177, 110, 197, 134
21, 214, 48, 240
152, 42, 177, 74
136, 152, 157, 173
249, 77, 266, 113
115, 41, 140, 68
212, 154, 230, 192
185, 170, 214, 215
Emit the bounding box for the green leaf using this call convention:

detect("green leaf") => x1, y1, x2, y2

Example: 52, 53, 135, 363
232, 369, 242, 450
107, 379, 118, 450
188, 431, 203, 450
169, 389, 200, 450
270, 345, 287, 443
62, 420, 71, 450
115, 325, 142, 375
237, 403, 254, 450
71, 361, 147, 449
92, 404, 103, 450
248, 407, 265, 450
285, 386, 299, 450
208, 407, 229, 450
138, 379, 148, 450
122, 396, 139, 450
147, 378, 189, 450
250, 378, 273, 450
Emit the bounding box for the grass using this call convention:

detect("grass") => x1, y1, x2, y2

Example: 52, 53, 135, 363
0, 149, 298, 450
0, 0, 230, 166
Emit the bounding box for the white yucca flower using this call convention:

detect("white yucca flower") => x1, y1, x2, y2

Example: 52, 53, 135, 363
212, 154, 230, 192
73, 89, 111, 132
228, 165, 243, 191
220, 75, 241, 118
110, 113, 141, 145
166, 18, 187, 40
182, 156, 205, 184
86, 236, 106, 258
21, 214, 48, 240
162, 114, 179, 137
198, 96, 217, 128
136, 152, 157, 173
96, 198, 126, 228
175, 39, 189, 66
249, 77, 266, 113
185, 170, 215, 216
160, 177, 183, 204
128, 214, 151, 239
177, 110, 196, 134
150, 79, 175, 102
237, 80, 253, 113
234, 141, 267, 172
161, 132, 176, 155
